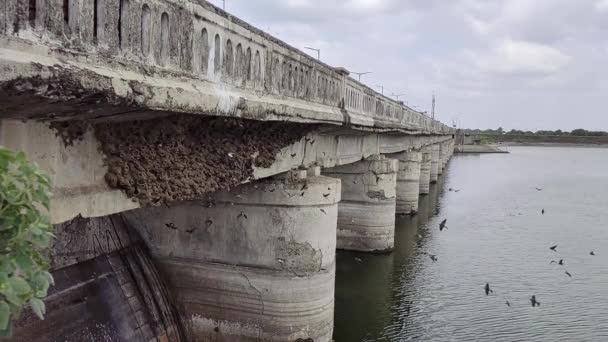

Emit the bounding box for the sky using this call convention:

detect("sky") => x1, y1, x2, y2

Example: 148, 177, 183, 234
211, 0, 608, 131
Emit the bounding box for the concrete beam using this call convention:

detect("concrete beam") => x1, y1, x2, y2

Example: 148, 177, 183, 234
0, 119, 451, 224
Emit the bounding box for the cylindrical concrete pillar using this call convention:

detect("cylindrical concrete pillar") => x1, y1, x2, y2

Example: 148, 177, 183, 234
430, 144, 440, 183
323, 156, 398, 253
123, 173, 341, 342
390, 151, 421, 215
438, 143, 446, 175
419, 149, 432, 195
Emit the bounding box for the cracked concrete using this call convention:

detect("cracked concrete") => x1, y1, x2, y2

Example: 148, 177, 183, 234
121, 175, 339, 341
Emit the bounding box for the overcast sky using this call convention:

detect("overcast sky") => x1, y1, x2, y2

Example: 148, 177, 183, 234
212, 0, 608, 131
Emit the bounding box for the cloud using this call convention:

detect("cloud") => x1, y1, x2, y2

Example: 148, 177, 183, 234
218, 0, 608, 131
470, 39, 571, 75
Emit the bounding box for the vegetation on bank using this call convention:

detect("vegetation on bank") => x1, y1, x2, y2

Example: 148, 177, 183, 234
464, 128, 608, 137
0, 147, 54, 336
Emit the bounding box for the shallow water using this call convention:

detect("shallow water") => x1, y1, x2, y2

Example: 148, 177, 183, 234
334, 146, 608, 342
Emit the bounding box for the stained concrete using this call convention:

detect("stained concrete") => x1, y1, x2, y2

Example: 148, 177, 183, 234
0, 119, 451, 224
323, 156, 398, 253
388, 151, 422, 215
419, 148, 432, 195
122, 174, 340, 341
12, 215, 185, 342
430, 144, 440, 184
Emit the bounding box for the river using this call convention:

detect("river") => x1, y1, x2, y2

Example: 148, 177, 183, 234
333, 146, 608, 342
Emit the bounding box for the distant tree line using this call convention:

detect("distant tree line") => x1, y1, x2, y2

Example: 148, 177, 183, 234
463, 128, 608, 137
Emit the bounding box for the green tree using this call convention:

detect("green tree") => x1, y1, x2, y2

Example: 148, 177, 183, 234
0, 147, 54, 336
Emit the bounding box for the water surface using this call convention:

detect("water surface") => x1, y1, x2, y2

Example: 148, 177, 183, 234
334, 146, 608, 341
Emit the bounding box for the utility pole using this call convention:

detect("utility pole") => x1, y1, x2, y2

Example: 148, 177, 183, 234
352, 71, 372, 82
431, 93, 436, 120
304, 47, 320, 60
375, 85, 384, 95
391, 93, 406, 100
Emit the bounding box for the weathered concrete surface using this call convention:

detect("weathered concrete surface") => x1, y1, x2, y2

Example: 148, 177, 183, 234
0, 119, 139, 224
0, 1, 453, 135
430, 144, 440, 184
0, 118, 451, 224
419, 148, 432, 195
438, 142, 446, 175
12, 215, 185, 342
122, 174, 340, 341
323, 156, 398, 253
388, 151, 422, 215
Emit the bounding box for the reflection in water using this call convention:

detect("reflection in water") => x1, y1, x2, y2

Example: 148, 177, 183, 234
334, 147, 608, 341
334, 172, 447, 341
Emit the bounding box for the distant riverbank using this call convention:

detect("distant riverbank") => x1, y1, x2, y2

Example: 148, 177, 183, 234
479, 134, 608, 146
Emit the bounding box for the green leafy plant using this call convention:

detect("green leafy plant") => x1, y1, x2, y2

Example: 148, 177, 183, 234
0, 147, 54, 336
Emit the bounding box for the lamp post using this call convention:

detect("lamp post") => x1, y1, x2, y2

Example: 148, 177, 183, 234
304, 47, 321, 60
352, 71, 372, 82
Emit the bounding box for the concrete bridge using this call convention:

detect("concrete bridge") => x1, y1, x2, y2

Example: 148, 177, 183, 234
0, 0, 454, 341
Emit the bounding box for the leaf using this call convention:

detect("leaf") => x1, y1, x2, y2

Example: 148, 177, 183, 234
29, 298, 45, 320
8, 277, 31, 295
0, 301, 10, 330
0, 322, 12, 337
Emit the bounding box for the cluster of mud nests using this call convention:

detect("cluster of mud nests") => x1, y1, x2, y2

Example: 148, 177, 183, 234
89, 115, 315, 205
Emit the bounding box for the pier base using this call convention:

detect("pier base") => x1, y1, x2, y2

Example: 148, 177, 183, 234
419, 148, 432, 195
123, 173, 340, 342
323, 156, 398, 253
389, 151, 422, 215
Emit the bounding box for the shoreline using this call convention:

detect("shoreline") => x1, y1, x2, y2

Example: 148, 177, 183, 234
498, 142, 608, 148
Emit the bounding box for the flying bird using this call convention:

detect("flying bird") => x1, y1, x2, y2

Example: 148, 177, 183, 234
541, 209, 545, 215
590, 251, 596, 256
505, 300, 511, 307
550, 245, 558, 252
535, 187, 543, 191
530, 295, 541, 307
429, 255, 438, 262
550, 259, 564, 265
439, 219, 448, 231
565, 271, 572, 278
484, 283, 493, 296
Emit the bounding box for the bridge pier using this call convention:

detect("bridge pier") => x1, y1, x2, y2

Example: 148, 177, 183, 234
419, 148, 433, 195
430, 144, 441, 183
389, 151, 422, 215
438, 142, 446, 175
123, 172, 340, 342
323, 156, 398, 253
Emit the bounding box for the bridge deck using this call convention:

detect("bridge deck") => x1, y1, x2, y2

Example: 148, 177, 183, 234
0, 0, 451, 135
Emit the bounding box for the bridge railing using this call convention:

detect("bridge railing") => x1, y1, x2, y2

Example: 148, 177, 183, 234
0, 0, 452, 134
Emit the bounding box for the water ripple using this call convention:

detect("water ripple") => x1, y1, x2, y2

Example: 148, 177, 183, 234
334, 147, 608, 342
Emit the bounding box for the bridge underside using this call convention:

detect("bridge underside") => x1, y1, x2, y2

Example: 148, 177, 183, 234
1, 0, 455, 339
